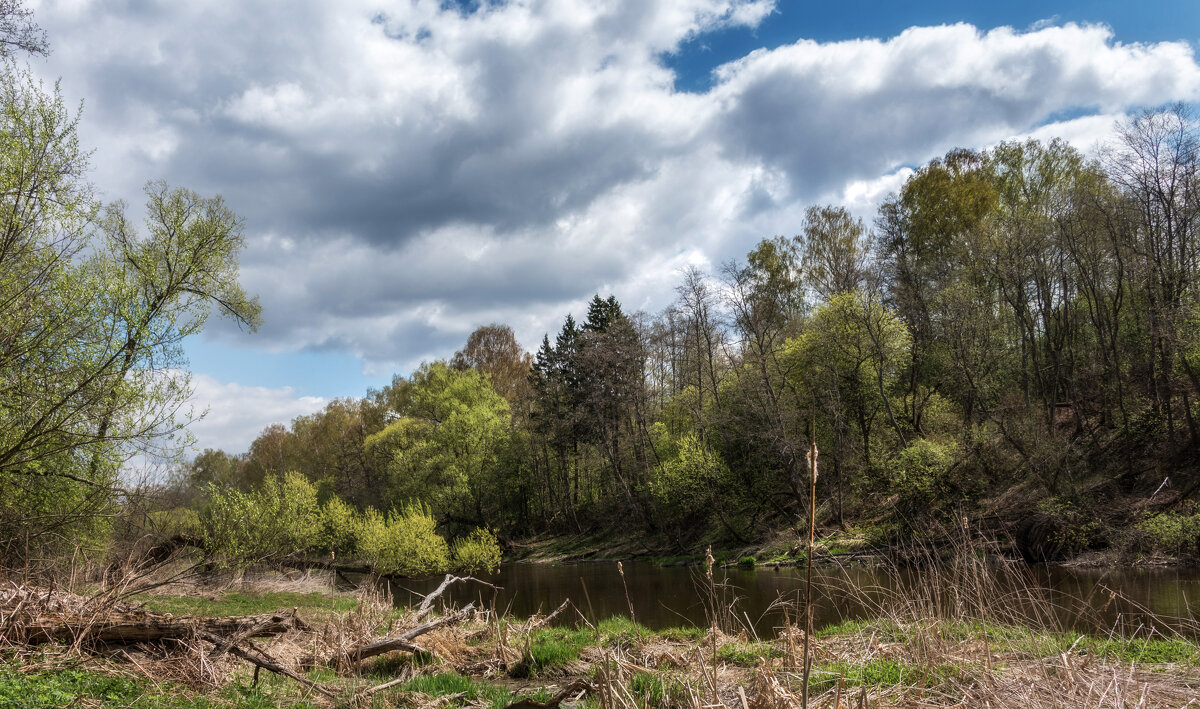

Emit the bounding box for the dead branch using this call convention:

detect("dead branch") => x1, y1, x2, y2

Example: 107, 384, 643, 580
502, 679, 595, 709
523, 599, 571, 634
346, 602, 476, 664
416, 574, 499, 619
198, 631, 338, 699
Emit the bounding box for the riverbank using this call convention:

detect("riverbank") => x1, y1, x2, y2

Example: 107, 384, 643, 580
4, 572, 1199, 708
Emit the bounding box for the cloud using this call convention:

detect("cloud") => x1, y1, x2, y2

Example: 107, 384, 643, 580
29, 3, 1200, 378
185, 374, 326, 453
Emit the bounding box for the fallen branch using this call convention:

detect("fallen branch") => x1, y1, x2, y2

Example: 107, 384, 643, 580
523, 599, 571, 634
502, 679, 594, 709
198, 631, 338, 699
346, 602, 476, 664
416, 574, 500, 619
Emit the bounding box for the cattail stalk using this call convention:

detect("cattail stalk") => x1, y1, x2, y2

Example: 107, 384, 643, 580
802, 428, 818, 709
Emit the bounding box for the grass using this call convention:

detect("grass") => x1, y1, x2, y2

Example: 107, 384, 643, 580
717, 640, 780, 666
395, 672, 551, 709
628, 671, 693, 706
132, 591, 359, 619
0, 660, 312, 709
810, 658, 962, 694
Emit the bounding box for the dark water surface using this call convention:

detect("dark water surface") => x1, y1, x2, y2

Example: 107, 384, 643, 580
378, 562, 1200, 636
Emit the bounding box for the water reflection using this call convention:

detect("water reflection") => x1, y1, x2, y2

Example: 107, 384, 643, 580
370, 561, 1200, 636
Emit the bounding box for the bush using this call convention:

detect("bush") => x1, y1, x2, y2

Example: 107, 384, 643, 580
358, 503, 451, 576
887, 438, 958, 517
451, 527, 502, 574
317, 496, 360, 555
198, 471, 322, 569
1135, 511, 1200, 555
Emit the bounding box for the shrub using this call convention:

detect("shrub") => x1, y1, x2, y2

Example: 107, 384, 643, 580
317, 496, 360, 555
1135, 511, 1200, 555
198, 471, 322, 569
357, 503, 451, 576
451, 527, 502, 574
887, 438, 957, 516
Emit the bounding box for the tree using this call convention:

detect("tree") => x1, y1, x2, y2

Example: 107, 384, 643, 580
802, 205, 869, 301
0, 58, 260, 563
451, 323, 532, 405
0, 0, 47, 57
365, 362, 512, 530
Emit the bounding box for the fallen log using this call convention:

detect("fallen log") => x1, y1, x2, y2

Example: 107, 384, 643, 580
16, 609, 308, 645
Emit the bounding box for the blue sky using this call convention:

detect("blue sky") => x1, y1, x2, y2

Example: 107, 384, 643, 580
28, 0, 1200, 455
667, 1, 1199, 90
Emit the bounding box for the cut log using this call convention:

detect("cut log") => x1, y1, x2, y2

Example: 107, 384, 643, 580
17, 609, 308, 645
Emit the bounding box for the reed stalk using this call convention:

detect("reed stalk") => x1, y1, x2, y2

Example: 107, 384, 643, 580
801, 429, 818, 709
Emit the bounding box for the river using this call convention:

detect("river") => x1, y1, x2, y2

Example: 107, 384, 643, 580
380, 561, 1200, 637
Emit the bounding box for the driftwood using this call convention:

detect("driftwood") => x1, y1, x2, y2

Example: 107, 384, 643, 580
346, 602, 476, 663
17, 609, 308, 645
416, 574, 500, 619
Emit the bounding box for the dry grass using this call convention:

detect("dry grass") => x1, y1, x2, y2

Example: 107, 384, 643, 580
4, 541, 1200, 708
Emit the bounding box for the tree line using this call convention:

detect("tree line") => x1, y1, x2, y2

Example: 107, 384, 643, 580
175, 108, 1200, 552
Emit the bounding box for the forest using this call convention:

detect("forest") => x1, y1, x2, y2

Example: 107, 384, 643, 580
2, 0, 1200, 579
150, 109, 1200, 571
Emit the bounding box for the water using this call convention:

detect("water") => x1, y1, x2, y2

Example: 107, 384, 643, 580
374, 561, 1200, 637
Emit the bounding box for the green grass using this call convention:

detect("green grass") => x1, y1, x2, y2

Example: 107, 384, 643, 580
132, 591, 358, 619
0, 661, 316, 708
395, 672, 550, 709
717, 641, 780, 666
810, 659, 960, 694
815, 617, 1200, 666
628, 671, 693, 706
656, 626, 706, 643
522, 626, 593, 676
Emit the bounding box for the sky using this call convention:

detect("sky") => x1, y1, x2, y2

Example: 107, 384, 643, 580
23, 0, 1200, 457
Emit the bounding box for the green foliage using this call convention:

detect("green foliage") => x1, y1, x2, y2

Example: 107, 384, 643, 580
451, 527, 503, 574
357, 502, 451, 576
365, 362, 512, 527
648, 431, 729, 529
198, 472, 321, 569
885, 438, 958, 515
317, 496, 360, 555
1134, 511, 1200, 555
0, 57, 259, 568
